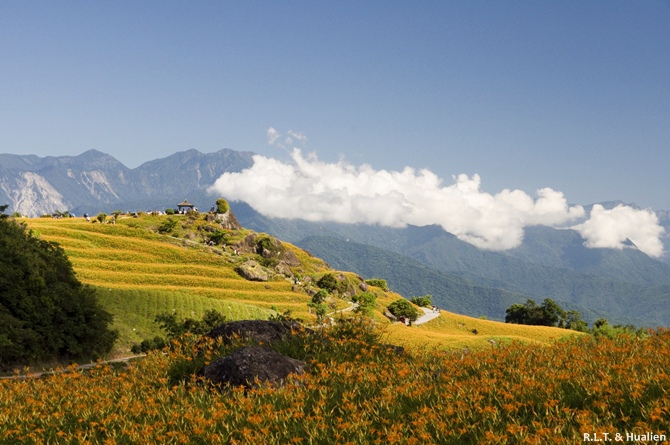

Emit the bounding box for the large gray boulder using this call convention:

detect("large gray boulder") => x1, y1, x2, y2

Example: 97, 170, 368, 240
205, 319, 305, 345
235, 260, 269, 281
280, 249, 301, 267
203, 346, 306, 388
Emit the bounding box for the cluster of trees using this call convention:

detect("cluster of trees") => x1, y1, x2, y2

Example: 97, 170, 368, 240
0, 206, 118, 368
505, 298, 588, 331
506, 298, 648, 338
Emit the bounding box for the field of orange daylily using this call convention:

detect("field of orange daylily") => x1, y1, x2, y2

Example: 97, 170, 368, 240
1, 320, 669, 445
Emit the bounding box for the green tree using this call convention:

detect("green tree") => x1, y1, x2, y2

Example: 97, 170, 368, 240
353, 291, 377, 316
96, 212, 107, 223
410, 294, 432, 308
563, 310, 588, 332
387, 298, 420, 324
538, 298, 566, 327
308, 302, 328, 323
0, 218, 117, 367
505, 300, 537, 325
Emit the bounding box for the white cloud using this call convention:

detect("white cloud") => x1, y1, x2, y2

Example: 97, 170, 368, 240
266, 127, 280, 145
287, 130, 308, 143
573, 204, 665, 257
209, 148, 588, 251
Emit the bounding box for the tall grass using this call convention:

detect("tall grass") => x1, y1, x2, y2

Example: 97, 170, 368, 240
0, 322, 667, 444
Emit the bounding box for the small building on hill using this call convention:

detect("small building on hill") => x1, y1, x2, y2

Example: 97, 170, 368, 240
177, 199, 195, 213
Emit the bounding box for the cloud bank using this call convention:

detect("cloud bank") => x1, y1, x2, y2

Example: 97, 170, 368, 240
209, 129, 665, 257
573, 204, 665, 257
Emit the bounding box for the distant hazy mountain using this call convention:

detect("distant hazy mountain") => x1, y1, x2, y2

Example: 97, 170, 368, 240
230, 202, 670, 326
0, 149, 254, 216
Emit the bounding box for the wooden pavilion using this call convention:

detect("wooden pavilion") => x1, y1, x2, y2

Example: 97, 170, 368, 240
177, 199, 195, 213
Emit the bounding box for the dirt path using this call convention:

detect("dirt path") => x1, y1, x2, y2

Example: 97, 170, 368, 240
0, 355, 146, 380
414, 307, 441, 325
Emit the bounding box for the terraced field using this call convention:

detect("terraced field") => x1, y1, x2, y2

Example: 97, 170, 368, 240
25, 217, 315, 353
23, 216, 581, 354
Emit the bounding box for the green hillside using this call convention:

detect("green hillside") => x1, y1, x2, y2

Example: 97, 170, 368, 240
24, 214, 579, 355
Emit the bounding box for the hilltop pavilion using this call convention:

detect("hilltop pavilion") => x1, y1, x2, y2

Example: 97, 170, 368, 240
177, 199, 195, 213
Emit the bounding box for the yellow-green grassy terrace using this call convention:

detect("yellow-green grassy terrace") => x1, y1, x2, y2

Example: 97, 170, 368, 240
23, 215, 581, 355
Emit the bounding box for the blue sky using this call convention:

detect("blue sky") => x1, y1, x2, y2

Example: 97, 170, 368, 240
2, 1, 670, 209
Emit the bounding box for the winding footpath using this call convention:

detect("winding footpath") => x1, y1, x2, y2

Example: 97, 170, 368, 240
414, 307, 441, 325
0, 355, 146, 380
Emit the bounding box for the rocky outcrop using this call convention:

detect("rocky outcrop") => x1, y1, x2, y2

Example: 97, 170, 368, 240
235, 260, 270, 281
280, 249, 301, 267
203, 346, 306, 388
216, 210, 241, 230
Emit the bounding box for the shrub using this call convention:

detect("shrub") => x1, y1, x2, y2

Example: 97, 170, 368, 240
387, 298, 420, 323
96, 212, 107, 223
133, 310, 228, 357
209, 229, 228, 245
158, 218, 178, 234
165, 208, 175, 215
317, 273, 340, 293
216, 198, 230, 214
312, 289, 328, 305
155, 309, 227, 341
365, 278, 389, 292
130, 336, 167, 354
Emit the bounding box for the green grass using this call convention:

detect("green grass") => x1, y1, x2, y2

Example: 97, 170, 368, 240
96, 288, 274, 354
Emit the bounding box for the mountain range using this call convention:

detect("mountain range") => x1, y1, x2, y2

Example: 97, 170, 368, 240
2, 148, 670, 326
0, 149, 254, 217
